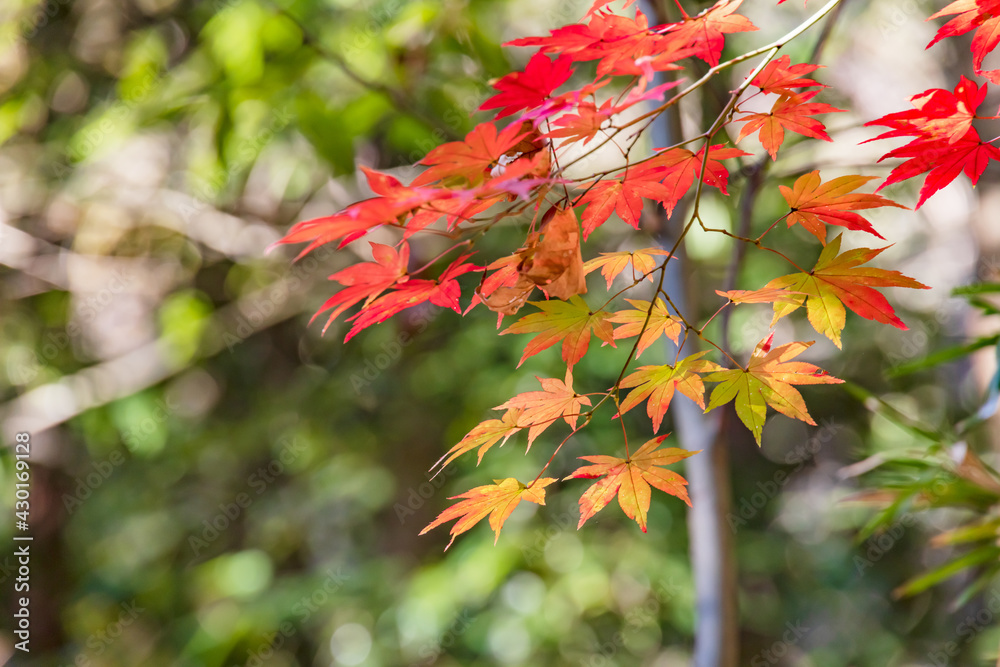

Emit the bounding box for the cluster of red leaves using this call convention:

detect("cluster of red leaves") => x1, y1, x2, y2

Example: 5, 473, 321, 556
276, 0, 933, 549
865, 4, 1000, 207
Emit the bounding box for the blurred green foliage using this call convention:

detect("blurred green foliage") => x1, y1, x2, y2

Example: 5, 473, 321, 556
0, 0, 999, 666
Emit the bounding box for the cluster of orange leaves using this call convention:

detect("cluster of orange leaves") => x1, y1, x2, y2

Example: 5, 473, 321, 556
272, 0, 1000, 550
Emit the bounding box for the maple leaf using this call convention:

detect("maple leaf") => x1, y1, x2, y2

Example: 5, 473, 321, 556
618, 351, 723, 432
585, 0, 638, 17
583, 247, 671, 289
494, 369, 591, 446
578, 145, 747, 237
313, 242, 409, 333
509, 11, 692, 78
545, 100, 613, 145
480, 52, 573, 118
608, 298, 682, 359
865, 77, 987, 146
928, 0, 1000, 84
433, 409, 525, 471
475, 253, 537, 317
751, 55, 826, 96
736, 90, 844, 160
716, 288, 805, 305
670, 0, 758, 67
704, 335, 843, 445
760, 233, 930, 347
779, 170, 907, 244
420, 477, 557, 550
521, 207, 587, 300
865, 78, 1000, 207
413, 122, 529, 186
873, 129, 1000, 208
501, 295, 615, 369
344, 254, 482, 342
565, 435, 698, 532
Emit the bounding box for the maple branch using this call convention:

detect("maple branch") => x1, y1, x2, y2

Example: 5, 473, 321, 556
409, 240, 473, 276
549, 0, 843, 181
529, 423, 588, 487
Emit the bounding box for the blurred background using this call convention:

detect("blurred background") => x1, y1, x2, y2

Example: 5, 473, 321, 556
2, 0, 1000, 665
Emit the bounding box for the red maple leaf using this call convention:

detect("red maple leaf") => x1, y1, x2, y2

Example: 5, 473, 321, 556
865, 76, 988, 146
736, 90, 844, 160
313, 242, 409, 333
927, 0, 1000, 84
578, 145, 747, 237
668, 0, 758, 67
344, 254, 482, 342
872, 128, 1000, 209
865, 77, 1000, 207
508, 11, 693, 78
480, 52, 574, 119
545, 99, 613, 145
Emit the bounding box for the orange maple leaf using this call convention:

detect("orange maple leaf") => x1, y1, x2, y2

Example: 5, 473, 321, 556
736, 90, 844, 160
779, 170, 907, 244
494, 369, 591, 446
608, 298, 682, 359
420, 477, 557, 550
583, 248, 671, 289
432, 409, 525, 472
501, 295, 615, 369
618, 351, 723, 432
565, 436, 698, 532
716, 288, 805, 305
704, 334, 843, 445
